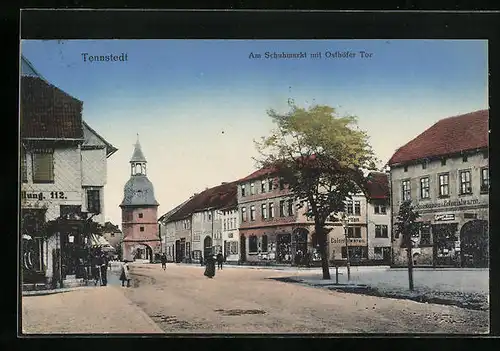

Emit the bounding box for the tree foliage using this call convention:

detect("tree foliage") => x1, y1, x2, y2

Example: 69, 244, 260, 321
394, 200, 421, 247
254, 103, 378, 279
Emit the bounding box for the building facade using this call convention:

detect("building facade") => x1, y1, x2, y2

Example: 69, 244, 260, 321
221, 206, 240, 262
101, 221, 123, 251
20, 56, 117, 286
120, 138, 161, 262
388, 110, 489, 268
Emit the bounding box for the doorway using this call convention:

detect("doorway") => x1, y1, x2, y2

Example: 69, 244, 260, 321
203, 236, 213, 258
460, 219, 488, 268
240, 235, 246, 262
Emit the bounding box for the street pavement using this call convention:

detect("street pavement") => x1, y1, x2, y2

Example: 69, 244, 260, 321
120, 263, 488, 334
20, 263, 489, 334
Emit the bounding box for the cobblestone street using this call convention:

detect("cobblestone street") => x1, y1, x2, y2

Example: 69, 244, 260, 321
22, 263, 488, 334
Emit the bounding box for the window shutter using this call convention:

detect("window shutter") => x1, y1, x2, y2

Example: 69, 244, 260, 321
32, 150, 54, 183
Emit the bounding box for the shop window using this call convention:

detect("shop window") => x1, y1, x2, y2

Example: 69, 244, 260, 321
86, 188, 101, 214
420, 177, 430, 199
342, 247, 367, 260
269, 202, 275, 218
241, 184, 246, 197
249, 235, 258, 253
250, 182, 255, 195
250, 205, 256, 221
279, 200, 286, 217
439, 173, 449, 197
481, 167, 489, 193
32, 149, 54, 183
261, 179, 266, 193
241, 207, 247, 222
459, 170, 472, 195
420, 222, 431, 246
261, 235, 268, 252
402, 180, 411, 201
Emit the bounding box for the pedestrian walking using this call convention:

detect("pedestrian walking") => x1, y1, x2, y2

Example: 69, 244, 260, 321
160, 253, 167, 270
216, 252, 224, 270
120, 260, 131, 287
200, 254, 204, 266
99, 252, 108, 286
204, 255, 216, 278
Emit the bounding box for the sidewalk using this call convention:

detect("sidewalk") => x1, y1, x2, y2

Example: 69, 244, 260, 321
21, 284, 164, 334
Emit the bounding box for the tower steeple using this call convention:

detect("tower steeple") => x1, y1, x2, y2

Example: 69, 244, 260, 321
130, 134, 147, 176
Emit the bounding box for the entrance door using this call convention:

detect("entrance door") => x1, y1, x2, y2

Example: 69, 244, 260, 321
460, 220, 488, 268
240, 235, 246, 262
204, 236, 213, 258
175, 240, 181, 263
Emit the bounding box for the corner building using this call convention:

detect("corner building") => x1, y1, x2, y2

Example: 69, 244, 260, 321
388, 110, 489, 268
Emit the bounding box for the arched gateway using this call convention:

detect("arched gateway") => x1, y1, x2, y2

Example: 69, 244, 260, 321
460, 219, 488, 268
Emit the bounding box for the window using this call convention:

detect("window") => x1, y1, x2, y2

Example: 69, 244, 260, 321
261, 203, 267, 219
249, 235, 258, 253
208, 211, 212, 221
374, 247, 382, 255
375, 225, 388, 238
110, 233, 115, 237
420, 177, 430, 199
459, 170, 472, 195
441, 158, 447, 166
347, 227, 361, 238
261, 235, 268, 252
268, 179, 274, 191
374, 204, 387, 214
250, 182, 255, 195
439, 173, 449, 197
261, 179, 266, 193
21, 147, 27, 183
241, 207, 247, 222
32, 149, 54, 183
140, 226, 144, 232
269, 202, 275, 218
462, 155, 468, 162
346, 200, 353, 214
241, 184, 246, 197
86, 189, 101, 214
223, 219, 227, 231
354, 201, 361, 215
422, 161, 427, 170
138, 213, 143, 218
404, 166, 408, 172
250, 205, 256, 221
279, 200, 286, 217
402, 180, 411, 201
420, 222, 431, 246
287, 199, 294, 216
279, 178, 285, 190
481, 167, 489, 193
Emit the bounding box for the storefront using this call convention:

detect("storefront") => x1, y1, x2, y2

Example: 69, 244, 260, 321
328, 225, 368, 262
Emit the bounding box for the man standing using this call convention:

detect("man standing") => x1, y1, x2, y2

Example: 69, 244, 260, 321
216, 252, 224, 270
99, 251, 108, 286
161, 253, 167, 270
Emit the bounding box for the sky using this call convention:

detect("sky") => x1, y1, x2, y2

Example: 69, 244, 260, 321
20, 39, 489, 228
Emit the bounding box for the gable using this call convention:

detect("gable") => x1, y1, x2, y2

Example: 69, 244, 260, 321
83, 123, 107, 148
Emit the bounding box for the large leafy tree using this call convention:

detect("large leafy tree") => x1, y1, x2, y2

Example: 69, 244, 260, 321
255, 104, 378, 279
394, 200, 421, 290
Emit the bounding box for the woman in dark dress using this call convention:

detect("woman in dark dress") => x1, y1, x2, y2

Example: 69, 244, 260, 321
204, 255, 216, 278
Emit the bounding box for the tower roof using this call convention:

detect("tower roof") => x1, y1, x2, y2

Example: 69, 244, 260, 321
130, 134, 147, 163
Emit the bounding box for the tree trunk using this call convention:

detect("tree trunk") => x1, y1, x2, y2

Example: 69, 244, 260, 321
406, 238, 414, 291
316, 224, 331, 280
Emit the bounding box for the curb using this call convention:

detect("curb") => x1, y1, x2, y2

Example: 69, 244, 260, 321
22, 286, 95, 297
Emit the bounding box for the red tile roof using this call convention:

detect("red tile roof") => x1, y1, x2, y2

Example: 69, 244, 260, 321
167, 182, 238, 222
21, 76, 84, 139
237, 166, 278, 183
365, 172, 389, 200
388, 109, 489, 165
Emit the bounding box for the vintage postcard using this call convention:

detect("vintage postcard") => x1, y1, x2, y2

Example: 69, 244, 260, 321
19, 38, 489, 335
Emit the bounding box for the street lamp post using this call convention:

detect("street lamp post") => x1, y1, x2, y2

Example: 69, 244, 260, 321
342, 213, 351, 281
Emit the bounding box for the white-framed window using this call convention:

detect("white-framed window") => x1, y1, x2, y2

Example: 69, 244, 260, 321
279, 200, 286, 217
439, 173, 449, 197
250, 205, 256, 221
402, 179, 411, 201
241, 207, 247, 222
420, 177, 430, 199
268, 178, 274, 191
241, 184, 246, 197
261, 179, 266, 193
459, 170, 472, 195
86, 187, 102, 214
347, 227, 362, 238
345, 200, 353, 214
354, 201, 361, 215
374, 204, 386, 214
269, 202, 275, 218
250, 182, 255, 195
287, 199, 294, 216
261, 203, 267, 219
375, 225, 388, 238
481, 167, 489, 193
